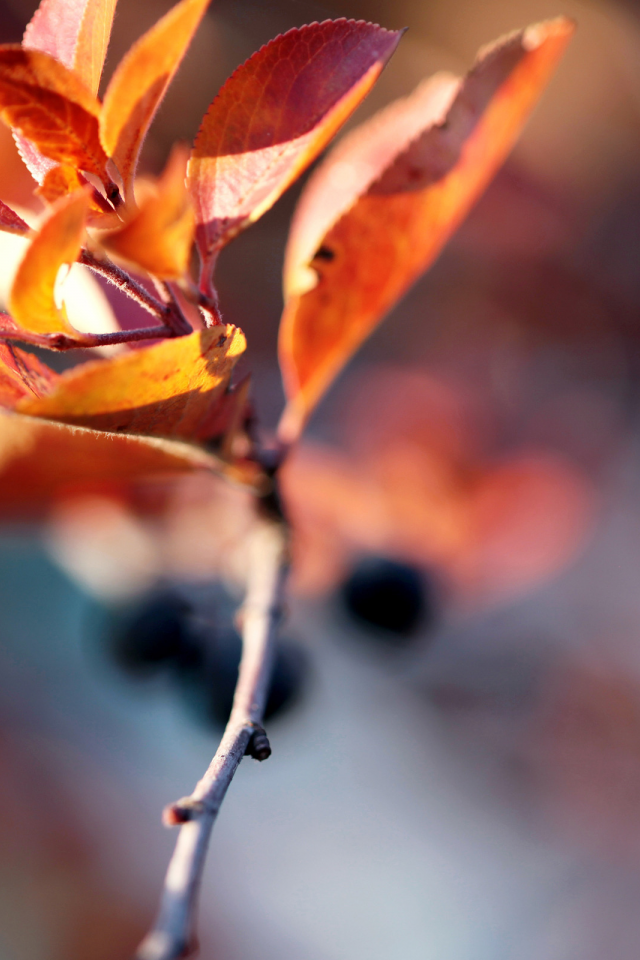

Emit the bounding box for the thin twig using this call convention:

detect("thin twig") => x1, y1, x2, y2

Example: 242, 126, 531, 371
180, 278, 223, 328
196, 290, 223, 328
135, 513, 289, 960
0, 323, 180, 352
79, 250, 169, 320
151, 279, 193, 336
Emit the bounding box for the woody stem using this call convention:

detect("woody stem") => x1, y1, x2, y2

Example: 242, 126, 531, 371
79, 250, 172, 321
134, 508, 289, 960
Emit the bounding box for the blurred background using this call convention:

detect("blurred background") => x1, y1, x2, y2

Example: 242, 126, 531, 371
1, 0, 640, 957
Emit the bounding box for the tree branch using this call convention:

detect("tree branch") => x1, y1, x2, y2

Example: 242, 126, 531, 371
0, 323, 184, 352
135, 512, 289, 960
151, 279, 193, 336
79, 250, 170, 320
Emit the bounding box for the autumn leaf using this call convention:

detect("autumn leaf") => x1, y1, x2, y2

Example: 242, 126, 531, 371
0, 411, 224, 519
101, 145, 195, 279
0, 46, 110, 180
35, 163, 117, 223
101, 0, 212, 203
278, 17, 575, 442
8, 188, 89, 336
23, 0, 117, 96
0, 199, 30, 235
18, 325, 247, 442
0, 327, 257, 517
19, 0, 117, 186
188, 19, 402, 291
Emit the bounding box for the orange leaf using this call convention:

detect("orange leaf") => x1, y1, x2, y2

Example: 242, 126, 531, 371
101, 145, 195, 278
23, 0, 117, 96
35, 163, 117, 222
18, 325, 246, 442
0, 46, 109, 180
0, 199, 29, 235
73, 0, 118, 96
19, 0, 117, 184
0, 410, 223, 519
188, 19, 402, 289
278, 18, 575, 442
101, 0, 212, 202
8, 188, 89, 336
0, 341, 59, 407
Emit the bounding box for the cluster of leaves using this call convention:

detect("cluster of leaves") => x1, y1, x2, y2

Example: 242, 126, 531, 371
0, 0, 574, 511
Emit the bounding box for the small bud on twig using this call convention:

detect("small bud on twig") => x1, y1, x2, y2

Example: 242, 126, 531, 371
163, 798, 206, 827
245, 724, 272, 761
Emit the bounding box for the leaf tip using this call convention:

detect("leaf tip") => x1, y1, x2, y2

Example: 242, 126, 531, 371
522, 15, 577, 51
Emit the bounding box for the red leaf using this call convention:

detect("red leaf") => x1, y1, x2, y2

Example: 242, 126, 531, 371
0, 341, 58, 407
278, 18, 575, 442
24, 0, 117, 95
0, 198, 29, 235
189, 19, 402, 291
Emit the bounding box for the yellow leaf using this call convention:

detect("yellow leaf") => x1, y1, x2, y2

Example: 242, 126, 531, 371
9, 189, 89, 335
18, 325, 246, 442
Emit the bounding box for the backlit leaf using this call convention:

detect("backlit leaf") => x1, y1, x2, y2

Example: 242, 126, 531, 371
0, 46, 109, 180
278, 17, 575, 442
36, 163, 118, 223
73, 0, 118, 95
19, 0, 117, 184
13, 133, 55, 185
18, 325, 246, 442
188, 19, 402, 290
8, 188, 89, 335
0, 199, 29, 235
101, 0, 212, 202
101, 145, 195, 278
0, 331, 258, 517
23, 0, 117, 95
0, 410, 223, 519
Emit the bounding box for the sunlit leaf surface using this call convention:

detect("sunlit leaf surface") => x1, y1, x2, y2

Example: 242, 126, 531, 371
278, 17, 575, 442
100, 0, 212, 201
189, 19, 402, 290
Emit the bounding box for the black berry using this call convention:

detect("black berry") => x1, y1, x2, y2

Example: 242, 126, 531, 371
176, 629, 308, 729
341, 556, 434, 641
107, 589, 201, 675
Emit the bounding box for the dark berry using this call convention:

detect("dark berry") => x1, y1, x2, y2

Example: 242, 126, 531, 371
341, 556, 434, 641
175, 629, 308, 730
108, 590, 201, 675
103, 583, 308, 731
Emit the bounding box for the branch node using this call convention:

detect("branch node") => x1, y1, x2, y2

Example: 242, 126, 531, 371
245, 724, 272, 761
163, 798, 206, 827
